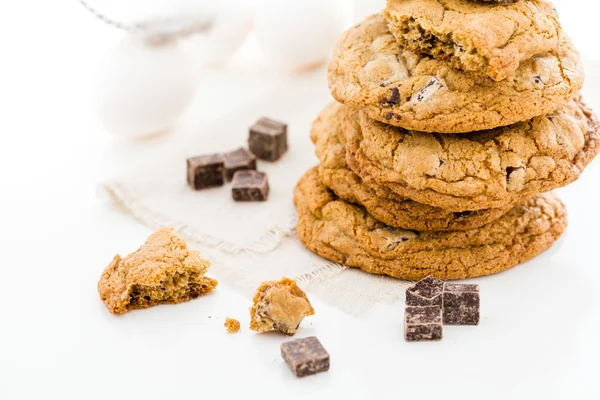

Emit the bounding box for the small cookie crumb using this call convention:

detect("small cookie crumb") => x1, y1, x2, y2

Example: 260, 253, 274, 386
224, 318, 241, 333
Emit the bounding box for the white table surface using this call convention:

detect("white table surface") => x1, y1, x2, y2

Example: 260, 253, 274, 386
2, 1, 600, 399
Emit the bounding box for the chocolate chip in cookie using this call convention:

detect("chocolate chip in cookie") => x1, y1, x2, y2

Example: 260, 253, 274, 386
411, 77, 446, 103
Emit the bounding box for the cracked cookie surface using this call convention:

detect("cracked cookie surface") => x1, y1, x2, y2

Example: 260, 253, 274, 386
98, 228, 218, 314
345, 96, 599, 211
328, 14, 583, 133
311, 102, 512, 230
384, 0, 560, 81
295, 168, 567, 280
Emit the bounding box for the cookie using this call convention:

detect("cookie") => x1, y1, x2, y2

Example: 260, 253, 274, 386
383, 0, 560, 81
98, 228, 218, 314
344, 97, 599, 211
311, 102, 512, 230
294, 168, 567, 281
469, 0, 520, 3
249, 277, 314, 335
328, 14, 583, 133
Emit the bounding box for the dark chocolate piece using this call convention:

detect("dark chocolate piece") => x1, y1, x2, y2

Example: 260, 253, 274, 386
442, 283, 480, 326
248, 117, 288, 162
404, 305, 443, 342
281, 336, 330, 378
186, 153, 225, 190
231, 171, 269, 202
406, 276, 444, 307
223, 147, 257, 182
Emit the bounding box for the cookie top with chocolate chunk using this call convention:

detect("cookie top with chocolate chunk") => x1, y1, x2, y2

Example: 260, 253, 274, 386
384, 0, 558, 81
294, 167, 567, 281
328, 14, 582, 133
344, 96, 599, 211
311, 102, 513, 230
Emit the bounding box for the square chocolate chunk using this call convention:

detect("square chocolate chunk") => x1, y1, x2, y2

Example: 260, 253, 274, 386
281, 336, 330, 378
231, 171, 269, 202
404, 305, 443, 342
186, 153, 225, 190
223, 147, 257, 182
248, 117, 288, 162
406, 276, 443, 306
442, 283, 480, 326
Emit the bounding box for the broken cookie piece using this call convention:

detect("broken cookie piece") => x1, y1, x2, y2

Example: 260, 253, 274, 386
224, 318, 241, 333
98, 228, 218, 314
249, 277, 314, 335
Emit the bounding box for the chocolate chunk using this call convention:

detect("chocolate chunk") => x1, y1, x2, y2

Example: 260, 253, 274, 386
454, 211, 473, 219
186, 153, 225, 190
248, 117, 288, 162
231, 171, 269, 202
442, 283, 480, 325
406, 276, 443, 307
223, 147, 257, 182
411, 77, 445, 102
404, 305, 443, 342
505, 166, 524, 184
281, 336, 330, 378
389, 87, 400, 104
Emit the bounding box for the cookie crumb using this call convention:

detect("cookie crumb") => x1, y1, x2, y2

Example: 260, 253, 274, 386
224, 318, 240, 333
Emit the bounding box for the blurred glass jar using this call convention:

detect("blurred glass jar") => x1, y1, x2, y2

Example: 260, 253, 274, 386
352, 0, 386, 22
254, 0, 352, 72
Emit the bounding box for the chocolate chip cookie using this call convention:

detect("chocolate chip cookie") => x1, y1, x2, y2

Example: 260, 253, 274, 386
98, 228, 218, 314
328, 14, 583, 133
344, 96, 599, 211
384, 0, 559, 81
311, 102, 513, 231
295, 168, 567, 281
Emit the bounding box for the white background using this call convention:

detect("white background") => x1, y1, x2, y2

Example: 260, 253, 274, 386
1, 1, 599, 399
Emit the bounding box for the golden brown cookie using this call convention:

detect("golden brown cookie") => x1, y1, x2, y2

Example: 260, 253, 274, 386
311, 102, 513, 230
383, 0, 560, 81
295, 168, 567, 281
344, 97, 599, 212
98, 228, 218, 314
328, 14, 583, 133
249, 278, 314, 336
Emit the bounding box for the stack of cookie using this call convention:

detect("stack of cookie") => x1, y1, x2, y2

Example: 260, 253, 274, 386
295, 0, 600, 280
